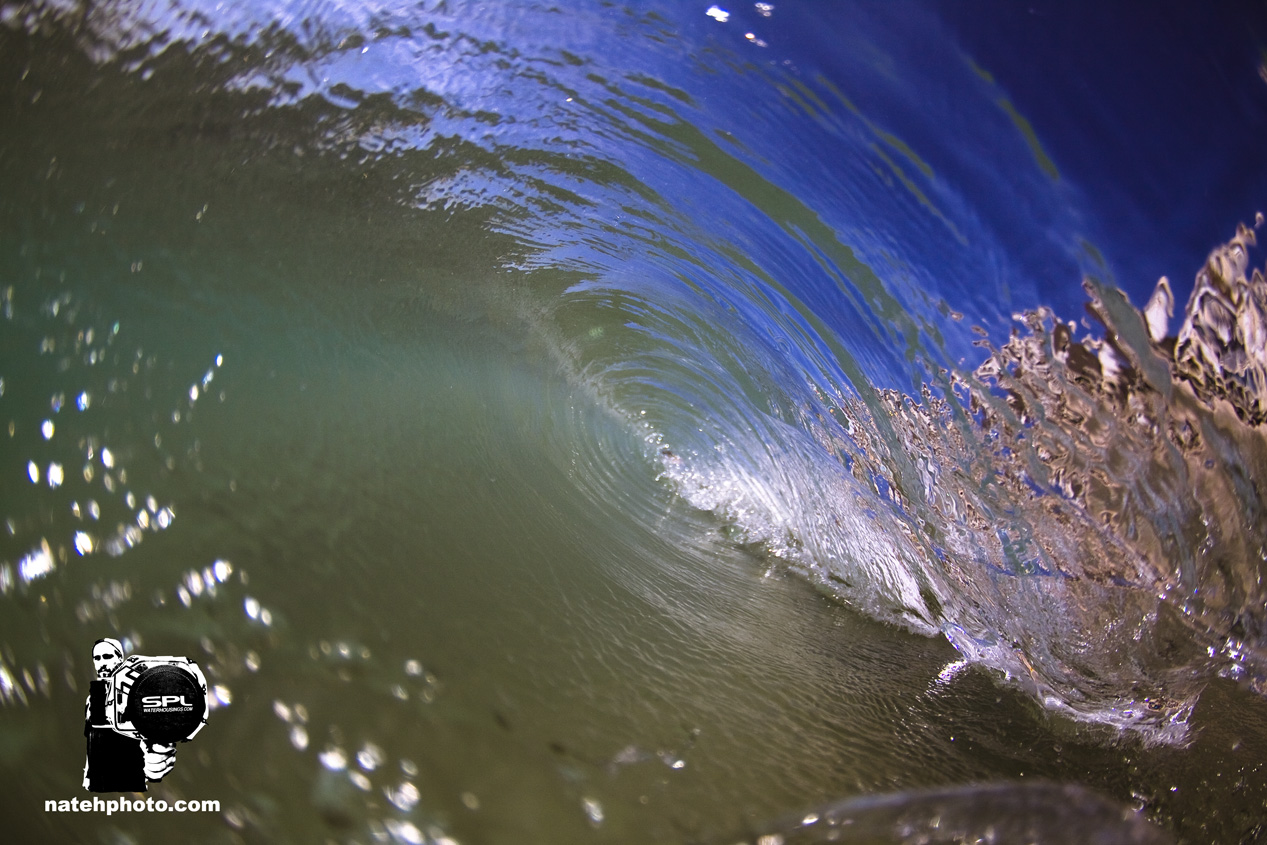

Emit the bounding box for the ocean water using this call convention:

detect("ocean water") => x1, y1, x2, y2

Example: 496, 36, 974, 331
2, 1, 1267, 843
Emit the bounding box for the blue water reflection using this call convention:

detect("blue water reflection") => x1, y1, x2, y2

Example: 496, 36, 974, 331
3, 1, 1267, 843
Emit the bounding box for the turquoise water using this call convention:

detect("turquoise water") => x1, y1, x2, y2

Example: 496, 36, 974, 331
2, 2, 1267, 843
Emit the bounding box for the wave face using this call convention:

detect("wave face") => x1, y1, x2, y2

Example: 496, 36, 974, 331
3, 1, 1267, 843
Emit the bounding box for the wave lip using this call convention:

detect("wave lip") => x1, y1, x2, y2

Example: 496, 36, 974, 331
642, 223, 1267, 744
887, 223, 1267, 741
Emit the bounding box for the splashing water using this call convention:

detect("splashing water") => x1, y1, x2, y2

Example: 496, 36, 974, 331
3, 2, 1267, 844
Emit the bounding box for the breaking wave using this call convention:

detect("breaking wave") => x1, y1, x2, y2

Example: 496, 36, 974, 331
641, 221, 1267, 743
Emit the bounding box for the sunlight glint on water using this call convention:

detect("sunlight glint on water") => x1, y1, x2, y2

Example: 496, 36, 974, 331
2, 2, 1267, 844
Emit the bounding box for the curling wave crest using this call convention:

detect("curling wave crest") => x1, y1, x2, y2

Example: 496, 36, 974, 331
630, 222, 1267, 743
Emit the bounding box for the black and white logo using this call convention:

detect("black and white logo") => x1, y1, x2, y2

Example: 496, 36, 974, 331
83, 638, 210, 793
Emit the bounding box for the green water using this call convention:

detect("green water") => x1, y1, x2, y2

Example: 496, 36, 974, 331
1, 17, 1266, 845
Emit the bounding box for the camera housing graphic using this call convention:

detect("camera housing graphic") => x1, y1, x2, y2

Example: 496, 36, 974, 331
102, 656, 209, 745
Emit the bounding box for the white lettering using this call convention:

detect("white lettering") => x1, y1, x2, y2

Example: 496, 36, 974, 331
46, 795, 218, 813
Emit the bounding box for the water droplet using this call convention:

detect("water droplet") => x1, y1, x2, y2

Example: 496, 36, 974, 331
389, 782, 421, 812
357, 742, 384, 772
319, 746, 348, 771
18, 539, 54, 583
383, 820, 423, 845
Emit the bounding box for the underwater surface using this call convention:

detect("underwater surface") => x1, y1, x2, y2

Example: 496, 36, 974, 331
2, 1, 1267, 842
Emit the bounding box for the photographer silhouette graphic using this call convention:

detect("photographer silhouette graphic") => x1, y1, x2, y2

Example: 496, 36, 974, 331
83, 638, 210, 793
